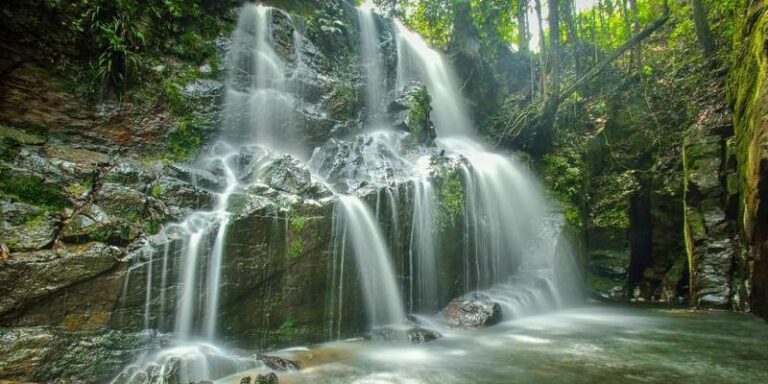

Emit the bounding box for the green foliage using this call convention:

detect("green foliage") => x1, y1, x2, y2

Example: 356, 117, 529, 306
542, 151, 585, 228
288, 238, 304, 259
150, 184, 163, 198
590, 171, 639, 229
436, 167, 465, 230
327, 82, 361, 121
290, 214, 309, 233
0, 167, 71, 211
278, 318, 296, 336
166, 117, 203, 162
33, 0, 235, 95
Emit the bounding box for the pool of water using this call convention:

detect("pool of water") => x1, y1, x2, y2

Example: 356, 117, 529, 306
217, 306, 768, 384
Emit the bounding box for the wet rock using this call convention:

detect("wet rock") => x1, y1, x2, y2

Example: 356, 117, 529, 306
389, 82, 436, 145
258, 354, 301, 371
0, 200, 60, 251
165, 163, 227, 192
94, 183, 148, 221
683, 112, 740, 308
104, 161, 155, 189
0, 125, 46, 145
154, 177, 216, 219
0, 327, 160, 383
0, 242, 9, 260
255, 373, 279, 384
263, 155, 312, 195
370, 325, 442, 344
60, 205, 140, 246
240, 376, 252, 384
440, 293, 503, 328
0, 242, 121, 317
182, 79, 224, 100
407, 327, 442, 344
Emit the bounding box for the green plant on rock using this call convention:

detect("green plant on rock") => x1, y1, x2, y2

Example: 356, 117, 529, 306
278, 318, 296, 337
436, 168, 465, 231
0, 167, 71, 211
288, 238, 304, 259
166, 117, 203, 162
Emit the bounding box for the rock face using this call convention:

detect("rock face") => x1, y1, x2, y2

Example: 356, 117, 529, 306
389, 82, 436, 145
682, 73, 747, 310
728, 0, 768, 320
0, 327, 164, 383
440, 294, 502, 328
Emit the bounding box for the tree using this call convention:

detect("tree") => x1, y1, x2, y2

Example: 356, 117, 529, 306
517, 0, 530, 55
691, 0, 716, 55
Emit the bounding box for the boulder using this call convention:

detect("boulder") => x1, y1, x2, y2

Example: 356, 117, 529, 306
0, 200, 59, 251
370, 325, 442, 344
440, 294, 502, 328
258, 354, 301, 371
262, 155, 312, 195
255, 373, 279, 384
388, 82, 436, 145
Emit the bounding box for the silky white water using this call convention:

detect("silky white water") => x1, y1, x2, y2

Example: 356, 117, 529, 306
336, 195, 406, 326
114, 4, 580, 383
358, 3, 387, 125
394, 19, 574, 312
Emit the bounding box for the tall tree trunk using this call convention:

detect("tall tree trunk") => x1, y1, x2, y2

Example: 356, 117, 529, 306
563, 0, 578, 45
534, 0, 546, 97
517, 0, 530, 55
629, 0, 640, 70
691, 0, 716, 55
540, 0, 561, 151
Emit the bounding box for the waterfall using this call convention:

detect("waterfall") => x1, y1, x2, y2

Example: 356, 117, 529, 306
334, 195, 406, 326
395, 21, 474, 137
223, 4, 303, 156
393, 20, 575, 314
409, 175, 438, 312
357, 4, 387, 126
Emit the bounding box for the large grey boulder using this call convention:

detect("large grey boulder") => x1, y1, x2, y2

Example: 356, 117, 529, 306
440, 293, 503, 328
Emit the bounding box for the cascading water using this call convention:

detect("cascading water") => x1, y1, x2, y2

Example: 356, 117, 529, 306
357, 4, 387, 125
408, 170, 439, 312
395, 21, 474, 138
114, 3, 580, 383
393, 18, 576, 315
223, 4, 303, 155
335, 196, 406, 326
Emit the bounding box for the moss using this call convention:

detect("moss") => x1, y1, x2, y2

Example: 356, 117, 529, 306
166, 117, 203, 162
278, 318, 296, 337
326, 82, 360, 121
289, 215, 308, 233
66, 181, 92, 197
0, 167, 71, 211
288, 238, 304, 259
436, 168, 465, 230
150, 184, 163, 198
405, 86, 431, 136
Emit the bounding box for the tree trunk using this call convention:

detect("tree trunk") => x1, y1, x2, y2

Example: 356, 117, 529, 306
534, 0, 546, 97
563, 0, 578, 45
691, 0, 716, 55
543, 0, 560, 116
517, 0, 530, 55
629, 0, 640, 70
538, 0, 561, 152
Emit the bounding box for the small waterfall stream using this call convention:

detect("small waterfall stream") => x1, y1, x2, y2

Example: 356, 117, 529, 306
357, 4, 387, 126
